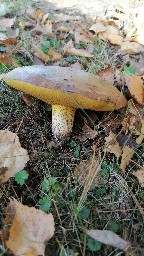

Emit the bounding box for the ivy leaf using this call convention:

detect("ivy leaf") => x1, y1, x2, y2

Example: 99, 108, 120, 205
39, 197, 51, 212
15, 170, 29, 185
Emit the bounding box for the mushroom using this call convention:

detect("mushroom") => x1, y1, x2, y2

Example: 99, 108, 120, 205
0, 65, 127, 138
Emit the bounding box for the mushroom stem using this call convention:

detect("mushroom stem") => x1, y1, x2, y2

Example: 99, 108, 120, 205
52, 105, 76, 139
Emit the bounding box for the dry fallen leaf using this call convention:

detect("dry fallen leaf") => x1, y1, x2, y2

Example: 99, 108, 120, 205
26, 5, 36, 20
105, 130, 121, 158
31, 45, 50, 63
89, 22, 106, 34
57, 26, 70, 33
121, 100, 144, 145
7, 28, 19, 39
0, 17, 16, 31
0, 53, 12, 66
97, 66, 115, 84
0, 130, 29, 183
0, 32, 17, 45
86, 229, 130, 251
35, 9, 44, 21
133, 167, 144, 187
101, 25, 123, 45
78, 123, 98, 142
69, 61, 82, 70
2, 198, 55, 256
74, 26, 93, 44
44, 20, 53, 34
121, 41, 144, 54
55, 14, 80, 22
63, 40, 93, 58
128, 76, 144, 105
21, 93, 36, 106
120, 145, 134, 172
47, 49, 62, 62
136, 120, 144, 144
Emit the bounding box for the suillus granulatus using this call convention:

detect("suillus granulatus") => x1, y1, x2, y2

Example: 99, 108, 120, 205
0, 65, 127, 138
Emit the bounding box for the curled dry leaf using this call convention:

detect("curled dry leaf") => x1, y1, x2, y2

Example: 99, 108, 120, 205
2, 198, 55, 256
31, 45, 50, 63
128, 76, 144, 105
86, 229, 130, 251
105, 130, 121, 158
133, 167, 144, 187
0, 130, 29, 183
120, 145, 134, 172
63, 40, 93, 58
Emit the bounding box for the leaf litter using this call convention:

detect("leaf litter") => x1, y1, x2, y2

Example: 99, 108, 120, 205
0, 0, 144, 255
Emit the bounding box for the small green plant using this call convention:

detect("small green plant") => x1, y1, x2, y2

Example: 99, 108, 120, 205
66, 56, 78, 63
107, 220, 120, 233
70, 140, 80, 158
15, 170, 29, 185
39, 196, 51, 212
79, 206, 90, 220
40, 37, 61, 53
87, 237, 102, 252
123, 65, 135, 75
39, 176, 62, 212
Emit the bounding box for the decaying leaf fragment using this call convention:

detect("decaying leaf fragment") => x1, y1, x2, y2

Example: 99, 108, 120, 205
133, 167, 144, 187
74, 156, 99, 187
0, 130, 29, 183
136, 120, 144, 144
86, 229, 130, 251
122, 100, 144, 144
2, 199, 55, 256
120, 145, 134, 172
105, 130, 121, 158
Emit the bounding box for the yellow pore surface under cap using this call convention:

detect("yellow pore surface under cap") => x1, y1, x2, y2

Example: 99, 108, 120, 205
4, 78, 119, 111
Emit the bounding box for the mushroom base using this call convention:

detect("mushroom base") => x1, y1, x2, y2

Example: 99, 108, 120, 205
52, 105, 76, 139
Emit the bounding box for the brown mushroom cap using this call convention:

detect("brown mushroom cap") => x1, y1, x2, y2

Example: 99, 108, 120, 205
1, 65, 127, 111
